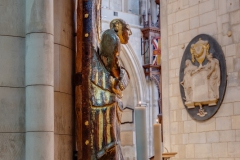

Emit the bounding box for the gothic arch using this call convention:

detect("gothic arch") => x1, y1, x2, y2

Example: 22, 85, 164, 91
119, 43, 148, 107
150, 74, 161, 98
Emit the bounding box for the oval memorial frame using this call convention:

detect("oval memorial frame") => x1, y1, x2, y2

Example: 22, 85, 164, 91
179, 34, 227, 121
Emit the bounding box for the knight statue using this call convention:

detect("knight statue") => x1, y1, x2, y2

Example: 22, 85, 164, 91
90, 19, 132, 159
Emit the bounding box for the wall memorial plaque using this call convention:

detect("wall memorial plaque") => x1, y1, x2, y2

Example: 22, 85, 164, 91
179, 34, 227, 121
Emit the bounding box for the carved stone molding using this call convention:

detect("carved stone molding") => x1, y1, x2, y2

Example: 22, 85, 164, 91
142, 64, 162, 113
150, 74, 161, 97
179, 34, 227, 121
141, 27, 160, 39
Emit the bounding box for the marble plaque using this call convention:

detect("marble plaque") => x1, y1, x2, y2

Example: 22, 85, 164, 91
179, 34, 227, 121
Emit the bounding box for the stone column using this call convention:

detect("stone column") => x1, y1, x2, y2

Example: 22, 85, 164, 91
146, 0, 150, 21
140, 0, 147, 15
122, 0, 127, 12
152, 82, 159, 125
122, 0, 124, 12
140, 0, 147, 24
150, 0, 158, 24
148, 82, 153, 156
151, 82, 160, 156
25, 0, 54, 160
160, 0, 171, 150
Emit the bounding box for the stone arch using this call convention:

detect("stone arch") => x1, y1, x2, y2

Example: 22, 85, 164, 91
150, 75, 161, 98
119, 43, 148, 108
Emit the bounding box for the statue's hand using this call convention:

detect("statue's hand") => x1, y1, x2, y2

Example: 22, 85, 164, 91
110, 76, 117, 86
119, 68, 130, 91
110, 76, 123, 98
112, 88, 123, 98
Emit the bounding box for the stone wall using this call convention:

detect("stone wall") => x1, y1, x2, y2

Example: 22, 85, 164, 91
54, 0, 74, 159
102, 0, 140, 15
0, 0, 25, 159
0, 0, 74, 159
161, 0, 240, 159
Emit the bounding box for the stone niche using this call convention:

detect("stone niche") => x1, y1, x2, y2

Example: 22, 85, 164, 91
179, 34, 227, 121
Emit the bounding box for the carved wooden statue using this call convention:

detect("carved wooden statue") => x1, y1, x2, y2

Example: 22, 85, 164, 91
89, 19, 131, 159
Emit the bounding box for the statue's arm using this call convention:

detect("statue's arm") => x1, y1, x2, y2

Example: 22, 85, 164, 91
207, 62, 215, 79
118, 67, 130, 91
191, 68, 199, 75
110, 76, 123, 98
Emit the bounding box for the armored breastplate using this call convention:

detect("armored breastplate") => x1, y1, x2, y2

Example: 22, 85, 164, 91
90, 52, 128, 160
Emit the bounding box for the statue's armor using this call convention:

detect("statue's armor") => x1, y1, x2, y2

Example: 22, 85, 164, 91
90, 51, 129, 159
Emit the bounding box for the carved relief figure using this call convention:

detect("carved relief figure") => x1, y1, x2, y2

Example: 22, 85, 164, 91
90, 19, 131, 159
180, 38, 221, 117
180, 60, 197, 102
205, 54, 220, 100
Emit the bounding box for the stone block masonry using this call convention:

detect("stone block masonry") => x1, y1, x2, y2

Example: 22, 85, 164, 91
0, 0, 25, 159
0, 0, 74, 159
161, 0, 240, 159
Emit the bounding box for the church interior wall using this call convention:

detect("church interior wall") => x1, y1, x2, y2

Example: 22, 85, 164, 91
0, 0, 25, 159
161, 0, 240, 159
53, 0, 74, 159
102, 0, 140, 15
0, 0, 74, 159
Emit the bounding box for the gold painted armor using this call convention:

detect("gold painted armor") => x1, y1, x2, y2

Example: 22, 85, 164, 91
89, 19, 131, 159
